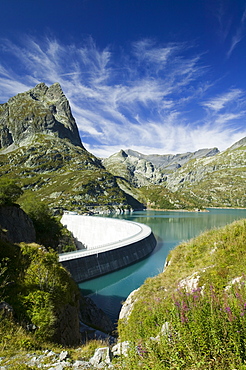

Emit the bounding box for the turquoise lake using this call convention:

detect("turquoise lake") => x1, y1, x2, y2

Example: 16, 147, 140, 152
79, 208, 246, 325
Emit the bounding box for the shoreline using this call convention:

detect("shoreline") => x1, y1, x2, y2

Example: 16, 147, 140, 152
146, 206, 246, 212
146, 208, 209, 213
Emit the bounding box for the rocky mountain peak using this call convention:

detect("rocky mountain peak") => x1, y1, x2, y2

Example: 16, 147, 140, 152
229, 136, 246, 150
0, 83, 83, 152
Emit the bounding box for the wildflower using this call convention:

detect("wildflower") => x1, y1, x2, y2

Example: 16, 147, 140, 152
180, 301, 189, 323
174, 301, 181, 308
137, 344, 148, 357
224, 306, 234, 322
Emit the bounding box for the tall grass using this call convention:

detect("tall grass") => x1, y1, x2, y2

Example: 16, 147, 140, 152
119, 219, 246, 369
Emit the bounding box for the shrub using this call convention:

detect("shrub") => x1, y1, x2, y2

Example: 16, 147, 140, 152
0, 179, 23, 206
22, 201, 62, 250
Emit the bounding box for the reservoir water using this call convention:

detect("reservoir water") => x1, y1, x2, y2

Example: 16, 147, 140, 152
79, 208, 246, 325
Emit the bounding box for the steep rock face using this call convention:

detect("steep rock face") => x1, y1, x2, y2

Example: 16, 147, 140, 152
0, 205, 36, 243
103, 150, 166, 187
0, 82, 83, 151
54, 303, 81, 346
103, 147, 219, 187
125, 147, 219, 170
80, 296, 114, 334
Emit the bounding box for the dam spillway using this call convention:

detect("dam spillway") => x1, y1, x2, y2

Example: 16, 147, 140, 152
59, 213, 156, 282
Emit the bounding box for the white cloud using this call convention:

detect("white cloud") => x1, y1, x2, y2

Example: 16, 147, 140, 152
0, 36, 245, 157
227, 5, 246, 58
202, 89, 243, 112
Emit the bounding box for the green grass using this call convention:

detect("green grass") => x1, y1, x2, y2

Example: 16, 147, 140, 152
0, 136, 130, 212
118, 219, 246, 369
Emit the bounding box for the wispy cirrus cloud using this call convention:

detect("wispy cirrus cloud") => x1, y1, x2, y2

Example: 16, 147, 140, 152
0, 36, 246, 157
227, 5, 246, 57
202, 89, 243, 112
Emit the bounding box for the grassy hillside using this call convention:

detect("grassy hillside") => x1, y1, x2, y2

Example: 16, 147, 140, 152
0, 135, 131, 213
166, 145, 246, 208
104, 143, 246, 210
118, 218, 246, 369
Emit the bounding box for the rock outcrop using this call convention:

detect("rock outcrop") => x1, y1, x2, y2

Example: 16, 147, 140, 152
103, 147, 219, 187
0, 82, 83, 151
80, 296, 114, 334
0, 205, 36, 243
54, 303, 81, 346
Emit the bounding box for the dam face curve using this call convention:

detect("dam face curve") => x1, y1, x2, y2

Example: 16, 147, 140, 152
59, 213, 156, 282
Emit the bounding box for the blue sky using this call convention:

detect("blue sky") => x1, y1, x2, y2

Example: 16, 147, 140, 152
0, 0, 246, 157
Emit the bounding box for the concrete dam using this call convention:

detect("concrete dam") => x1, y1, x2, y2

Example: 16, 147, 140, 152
59, 213, 156, 282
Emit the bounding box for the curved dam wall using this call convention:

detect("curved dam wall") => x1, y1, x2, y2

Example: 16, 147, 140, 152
59, 214, 156, 282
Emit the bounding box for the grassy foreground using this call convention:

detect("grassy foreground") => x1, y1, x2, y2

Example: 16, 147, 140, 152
1, 218, 246, 369
118, 218, 246, 369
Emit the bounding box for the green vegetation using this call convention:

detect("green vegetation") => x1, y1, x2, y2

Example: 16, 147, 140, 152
118, 219, 246, 369
0, 239, 79, 344
139, 185, 202, 210
22, 200, 64, 250
0, 136, 131, 213
0, 178, 23, 206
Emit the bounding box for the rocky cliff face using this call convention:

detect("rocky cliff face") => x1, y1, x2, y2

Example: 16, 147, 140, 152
103, 147, 219, 188
0, 205, 36, 243
103, 150, 166, 187
0, 82, 83, 151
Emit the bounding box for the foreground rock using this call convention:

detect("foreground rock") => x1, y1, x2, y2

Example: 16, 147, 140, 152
0, 205, 36, 243
0, 343, 131, 369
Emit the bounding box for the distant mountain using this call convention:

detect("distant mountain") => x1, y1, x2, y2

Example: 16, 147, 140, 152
125, 147, 219, 170
103, 147, 220, 187
103, 137, 246, 209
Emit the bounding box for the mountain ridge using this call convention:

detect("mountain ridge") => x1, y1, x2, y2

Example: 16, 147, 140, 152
0, 83, 245, 212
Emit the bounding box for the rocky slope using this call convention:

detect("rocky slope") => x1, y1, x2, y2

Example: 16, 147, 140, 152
165, 139, 246, 207
0, 83, 135, 213
103, 138, 246, 209
0, 205, 36, 243
0, 82, 82, 151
